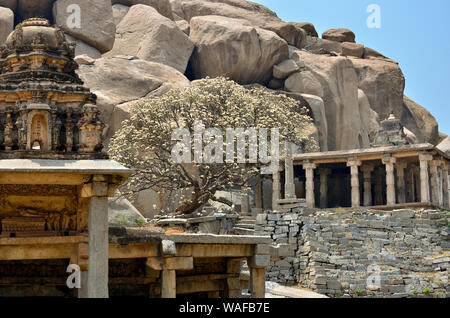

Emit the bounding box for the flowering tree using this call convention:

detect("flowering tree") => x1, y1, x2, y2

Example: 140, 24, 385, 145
109, 77, 317, 214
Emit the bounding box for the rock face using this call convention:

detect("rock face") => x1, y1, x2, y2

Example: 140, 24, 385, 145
294, 22, 318, 37
112, 0, 173, 19
322, 28, 355, 43
341, 42, 364, 58
273, 59, 299, 79
265, 22, 306, 49
189, 15, 288, 85
1, 0, 17, 12
437, 136, 450, 155
77, 56, 190, 139
401, 96, 439, 145
112, 3, 130, 25
291, 50, 370, 150
65, 33, 102, 59
285, 71, 324, 98
106, 5, 194, 73
170, 0, 281, 27
17, 0, 54, 20
53, 0, 116, 53
0, 7, 14, 45
352, 58, 405, 121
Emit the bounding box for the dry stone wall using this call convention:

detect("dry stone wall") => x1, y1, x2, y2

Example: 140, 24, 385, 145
257, 207, 450, 298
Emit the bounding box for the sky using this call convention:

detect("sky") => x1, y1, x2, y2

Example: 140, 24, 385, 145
254, 0, 450, 136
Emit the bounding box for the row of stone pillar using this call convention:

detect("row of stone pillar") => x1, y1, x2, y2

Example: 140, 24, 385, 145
272, 152, 449, 210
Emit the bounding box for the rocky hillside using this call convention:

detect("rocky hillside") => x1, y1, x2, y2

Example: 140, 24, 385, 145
0, 0, 445, 215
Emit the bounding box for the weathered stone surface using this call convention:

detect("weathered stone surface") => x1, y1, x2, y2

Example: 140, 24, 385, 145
112, 3, 130, 25
401, 96, 439, 145
112, 0, 173, 19
265, 22, 306, 49
189, 15, 288, 85
352, 57, 405, 122
284, 71, 323, 98
304, 36, 342, 54
170, 0, 281, 27
341, 42, 364, 58
17, 0, 53, 20
175, 19, 190, 35
106, 5, 194, 73
294, 22, 318, 37
273, 59, 299, 79
77, 56, 190, 138
300, 94, 328, 152
65, 34, 102, 59
74, 54, 95, 65
437, 136, 450, 155
358, 89, 380, 147
0, 6, 13, 45
53, 0, 116, 53
322, 28, 355, 43
108, 197, 146, 227
291, 50, 368, 151
1, 0, 17, 12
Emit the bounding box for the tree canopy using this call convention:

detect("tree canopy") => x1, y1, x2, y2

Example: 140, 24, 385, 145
109, 77, 317, 214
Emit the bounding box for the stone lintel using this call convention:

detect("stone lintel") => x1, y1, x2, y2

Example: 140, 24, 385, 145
419, 152, 433, 161
146, 256, 193, 271
247, 255, 270, 268
382, 154, 397, 164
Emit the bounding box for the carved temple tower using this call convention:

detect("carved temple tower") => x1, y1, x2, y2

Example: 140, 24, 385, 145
0, 19, 131, 298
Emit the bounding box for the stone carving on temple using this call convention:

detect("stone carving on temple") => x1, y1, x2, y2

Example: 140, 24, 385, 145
0, 18, 106, 159
372, 113, 409, 147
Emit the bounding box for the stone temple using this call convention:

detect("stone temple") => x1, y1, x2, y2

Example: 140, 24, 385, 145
0, 19, 269, 298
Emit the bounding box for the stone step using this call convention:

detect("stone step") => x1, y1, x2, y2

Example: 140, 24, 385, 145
232, 227, 255, 235
235, 223, 255, 229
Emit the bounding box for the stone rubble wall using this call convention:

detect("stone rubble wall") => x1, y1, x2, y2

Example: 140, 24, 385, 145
256, 207, 450, 298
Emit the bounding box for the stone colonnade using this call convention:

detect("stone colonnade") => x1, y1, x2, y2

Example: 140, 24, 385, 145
272, 149, 450, 210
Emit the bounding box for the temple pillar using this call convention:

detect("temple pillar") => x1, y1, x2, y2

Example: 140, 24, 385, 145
361, 165, 374, 207
319, 168, 331, 208
85, 175, 110, 298
161, 269, 176, 298
241, 186, 250, 216
429, 160, 441, 205
419, 153, 433, 203
284, 143, 296, 199
382, 155, 397, 205
272, 169, 281, 210
247, 255, 269, 298
442, 162, 449, 209
347, 158, 362, 207
303, 161, 317, 208
396, 162, 407, 204
406, 164, 416, 203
